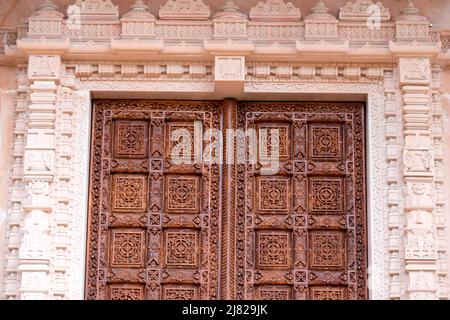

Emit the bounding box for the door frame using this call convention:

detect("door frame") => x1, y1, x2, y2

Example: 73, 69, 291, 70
82, 97, 374, 300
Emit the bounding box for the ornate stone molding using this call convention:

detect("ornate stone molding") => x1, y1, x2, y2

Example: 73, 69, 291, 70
213, 1, 248, 39
395, 1, 430, 41
27, 0, 64, 38
399, 57, 438, 299
159, 0, 211, 20
304, 2, 338, 40
249, 0, 301, 22
17, 55, 60, 299
339, 0, 390, 22
73, 0, 119, 18
121, 0, 156, 39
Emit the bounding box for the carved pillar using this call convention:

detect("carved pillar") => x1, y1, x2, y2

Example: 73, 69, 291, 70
18, 55, 60, 299
399, 57, 438, 299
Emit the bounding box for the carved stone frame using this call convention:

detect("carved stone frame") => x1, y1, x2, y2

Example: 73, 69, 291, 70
68, 74, 389, 300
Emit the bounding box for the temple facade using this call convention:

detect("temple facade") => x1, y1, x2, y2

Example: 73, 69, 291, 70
0, 0, 449, 300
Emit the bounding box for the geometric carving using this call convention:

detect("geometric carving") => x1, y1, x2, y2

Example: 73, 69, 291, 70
164, 230, 199, 268
115, 121, 148, 158
110, 229, 146, 267
256, 285, 292, 300
112, 175, 147, 212
109, 284, 145, 300
256, 231, 291, 269
256, 176, 291, 214
249, 0, 301, 21
167, 122, 199, 162
165, 175, 200, 213
258, 123, 290, 161
159, 0, 211, 20
88, 100, 222, 300
309, 125, 342, 159
339, 0, 390, 22
310, 231, 345, 269
163, 285, 198, 300
237, 102, 367, 300
310, 286, 347, 300
309, 178, 344, 213
27, 2, 64, 38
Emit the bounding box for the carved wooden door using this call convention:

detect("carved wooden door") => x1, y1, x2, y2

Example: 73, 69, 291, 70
86, 100, 221, 300
86, 100, 367, 300
234, 102, 367, 300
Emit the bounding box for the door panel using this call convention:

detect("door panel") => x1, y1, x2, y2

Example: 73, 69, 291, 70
86, 100, 221, 300
236, 102, 367, 300
86, 100, 367, 300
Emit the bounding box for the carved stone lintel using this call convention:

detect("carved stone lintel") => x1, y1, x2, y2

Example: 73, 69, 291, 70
249, 0, 301, 21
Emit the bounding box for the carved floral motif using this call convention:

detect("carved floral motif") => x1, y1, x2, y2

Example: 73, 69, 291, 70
249, 0, 301, 21
159, 0, 211, 20
339, 0, 390, 22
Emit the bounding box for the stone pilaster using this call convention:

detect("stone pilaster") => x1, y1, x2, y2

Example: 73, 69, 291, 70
384, 69, 403, 299
18, 55, 60, 300
2, 66, 29, 300
430, 65, 449, 299
399, 57, 438, 299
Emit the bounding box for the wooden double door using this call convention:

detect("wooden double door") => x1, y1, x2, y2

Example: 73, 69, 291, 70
86, 100, 367, 300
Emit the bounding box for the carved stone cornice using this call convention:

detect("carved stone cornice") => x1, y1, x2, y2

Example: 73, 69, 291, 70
159, 0, 211, 20
339, 0, 390, 22
249, 0, 301, 22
